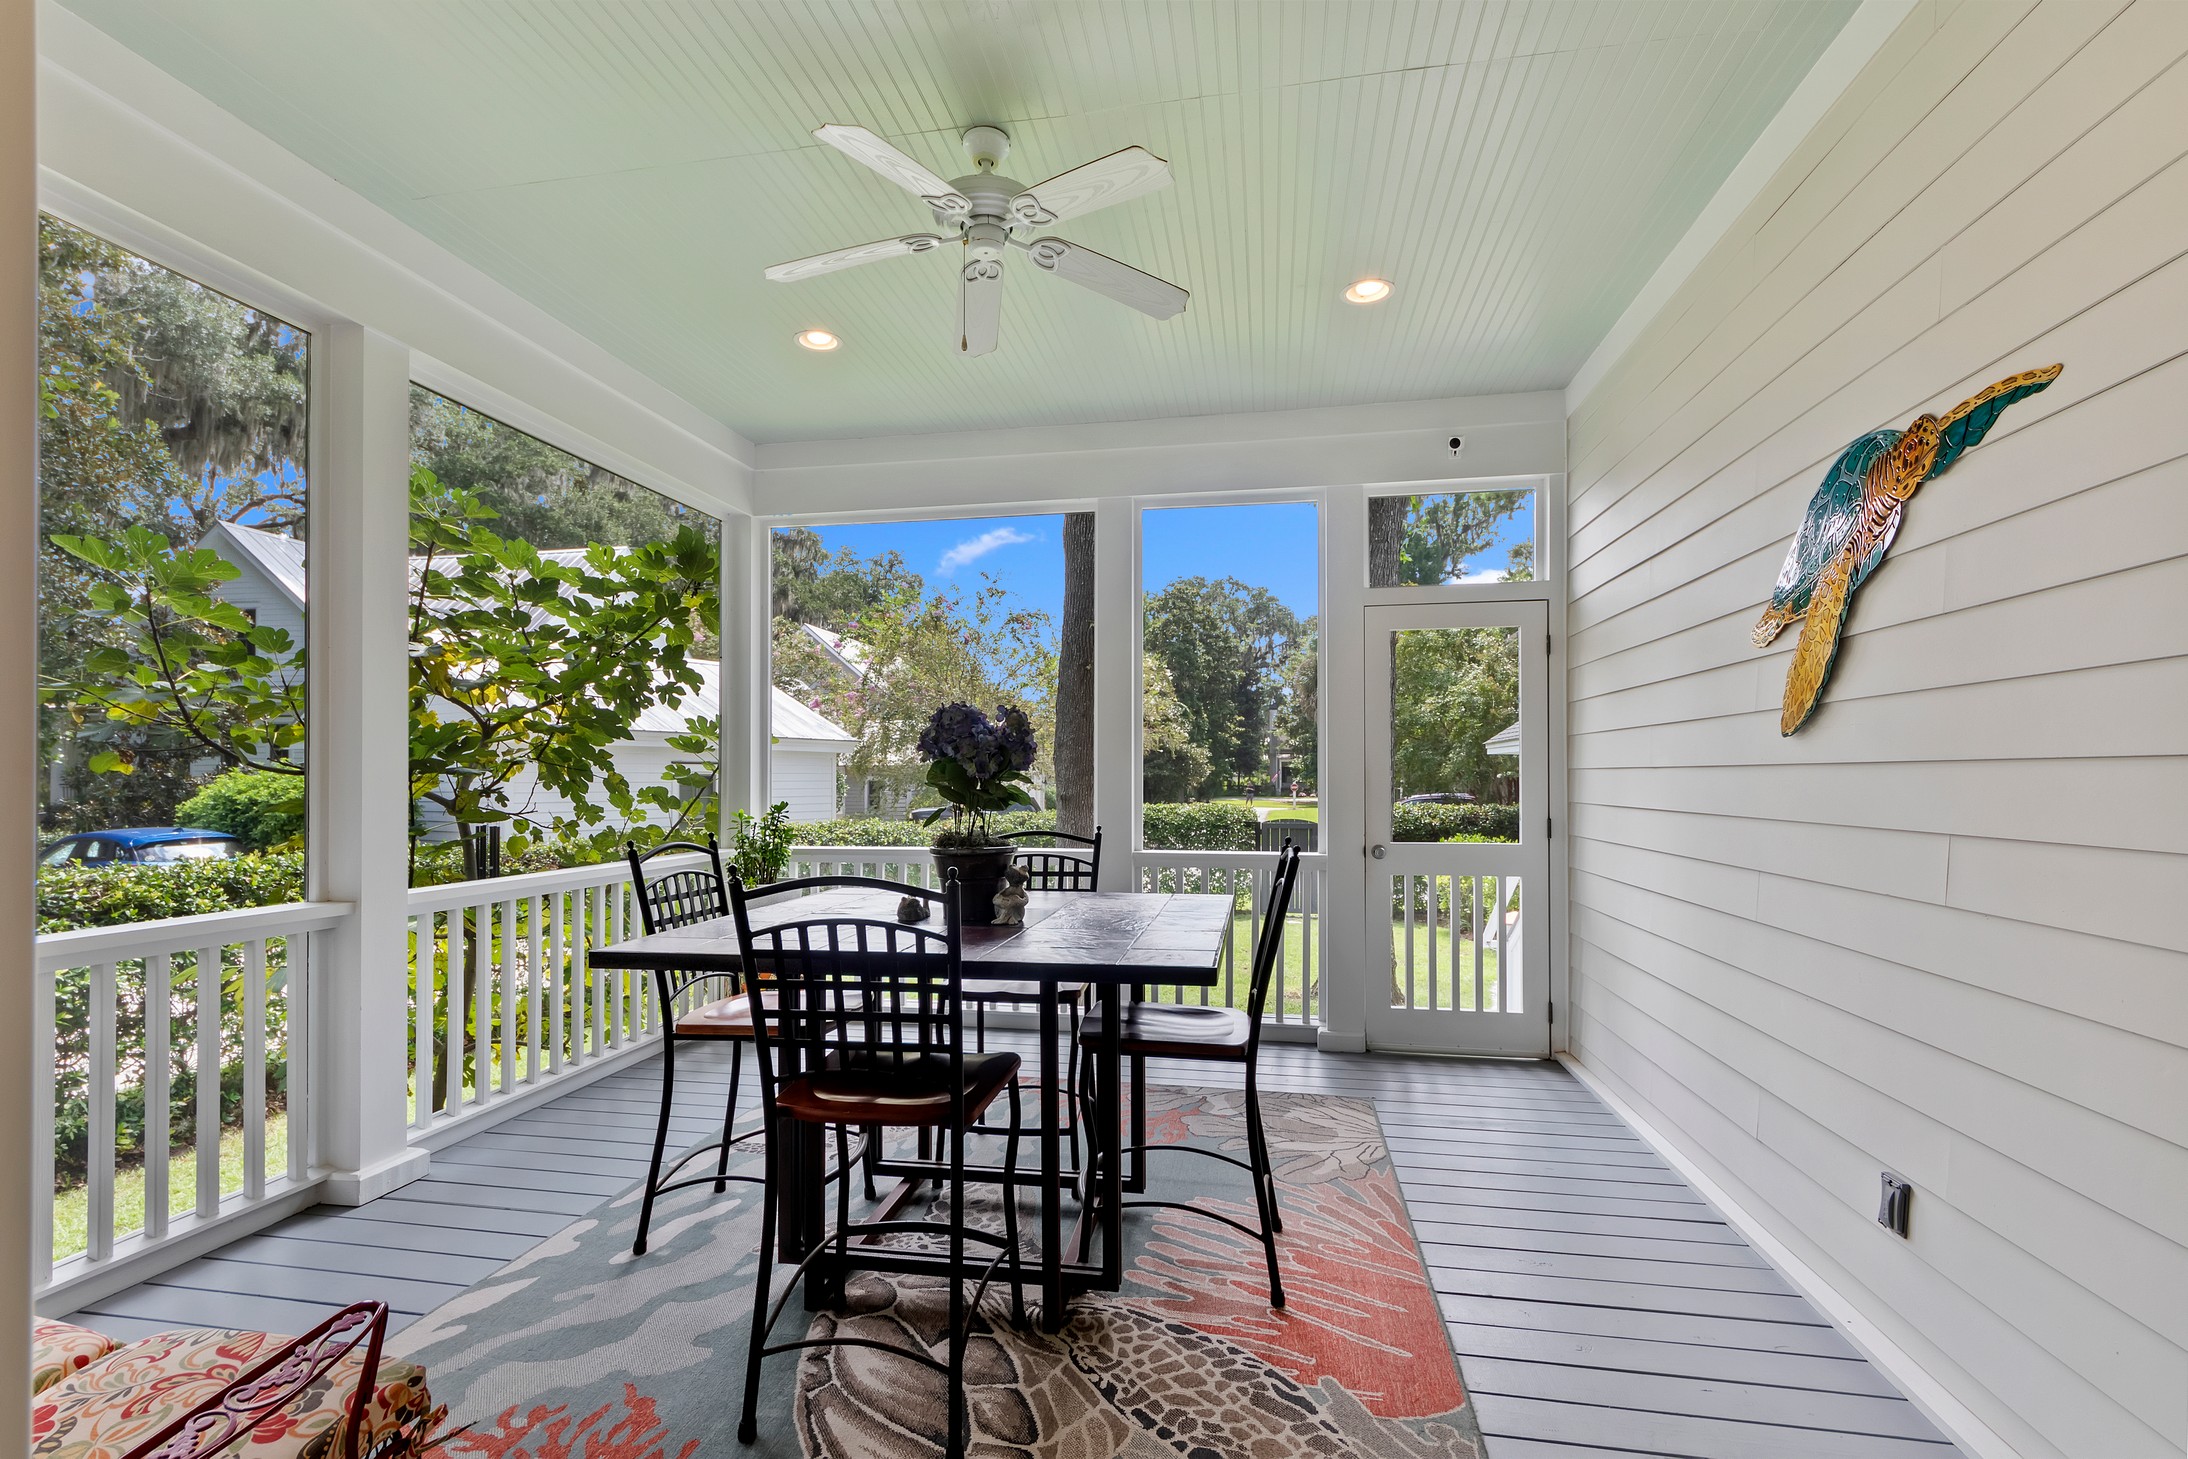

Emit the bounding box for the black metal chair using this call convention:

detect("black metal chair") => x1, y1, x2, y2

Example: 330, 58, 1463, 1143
994, 825, 1101, 891
1076, 842, 1302, 1305
624, 837, 766, 1257
968, 827, 1102, 1167
730, 872, 1027, 1459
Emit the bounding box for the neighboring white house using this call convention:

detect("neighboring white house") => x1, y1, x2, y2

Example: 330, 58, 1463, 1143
204, 522, 856, 827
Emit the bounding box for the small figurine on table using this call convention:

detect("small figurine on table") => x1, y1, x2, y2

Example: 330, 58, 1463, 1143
990, 864, 1031, 926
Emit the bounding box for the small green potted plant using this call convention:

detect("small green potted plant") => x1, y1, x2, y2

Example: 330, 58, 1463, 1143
917, 701, 1038, 923
729, 800, 794, 885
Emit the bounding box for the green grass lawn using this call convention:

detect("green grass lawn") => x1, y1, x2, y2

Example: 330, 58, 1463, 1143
1387, 920, 1506, 1011
52, 1115, 288, 1262
1208, 796, 1320, 823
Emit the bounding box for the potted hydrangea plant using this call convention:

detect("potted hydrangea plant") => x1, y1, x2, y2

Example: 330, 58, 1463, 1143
917, 701, 1038, 923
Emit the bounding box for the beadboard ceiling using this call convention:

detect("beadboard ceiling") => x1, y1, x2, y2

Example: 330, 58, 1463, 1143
58, 0, 1853, 444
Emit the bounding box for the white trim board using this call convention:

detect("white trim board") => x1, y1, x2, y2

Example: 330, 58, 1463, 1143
1563, 0, 1920, 417
34, 0, 754, 519
752, 391, 1567, 516
1558, 1050, 2026, 1459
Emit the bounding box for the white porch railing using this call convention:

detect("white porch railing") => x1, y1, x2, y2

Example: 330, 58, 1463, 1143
403, 853, 703, 1142
33, 900, 348, 1298
1131, 850, 1327, 1029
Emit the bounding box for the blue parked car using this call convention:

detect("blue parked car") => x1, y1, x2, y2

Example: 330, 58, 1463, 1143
38, 827, 243, 868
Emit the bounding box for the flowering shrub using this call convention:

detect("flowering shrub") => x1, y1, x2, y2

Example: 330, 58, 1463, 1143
916, 702, 1039, 846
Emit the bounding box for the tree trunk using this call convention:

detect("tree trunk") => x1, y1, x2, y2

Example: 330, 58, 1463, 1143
1368, 495, 1408, 588
1054, 512, 1096, 837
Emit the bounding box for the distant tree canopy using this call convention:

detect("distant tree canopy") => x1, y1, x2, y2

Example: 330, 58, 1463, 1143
771, 531, 1056, 803
1277, 620, 1319, 793
1368, 490, 1533, 586
36, 214, 310, 831
1388, 626, 1520, 803
770, 526, 925, 625
1141, 576, 1305, 801
409, 387, 714, 551
1140, 654, 1210, 803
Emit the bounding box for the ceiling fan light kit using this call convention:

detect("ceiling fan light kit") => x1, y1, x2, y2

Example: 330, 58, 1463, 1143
766, 123, 1187, 358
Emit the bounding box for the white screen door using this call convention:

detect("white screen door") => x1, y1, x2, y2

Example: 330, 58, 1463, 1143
1363, 601, 1549, 1055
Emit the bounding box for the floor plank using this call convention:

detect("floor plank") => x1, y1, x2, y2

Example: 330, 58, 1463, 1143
56, 1039, 1961, 1458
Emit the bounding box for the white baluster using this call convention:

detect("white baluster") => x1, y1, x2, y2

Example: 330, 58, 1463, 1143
411, 916, 433, 1133
445, 905, 467, 1111
88, 961, 116, 1263
287, 933, 309, 1184
242, 939, 267, 1202
32, 960, 53, 1284
144, 951, 171, 1238
471, 899, 492, 1100
194, 944, 221, 1219
500, 899, 518, 1090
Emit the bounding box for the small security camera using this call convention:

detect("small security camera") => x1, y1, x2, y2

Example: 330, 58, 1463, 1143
1448, 436, 1465, 455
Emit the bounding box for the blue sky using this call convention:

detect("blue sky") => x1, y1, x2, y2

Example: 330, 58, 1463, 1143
786, 493, 1530, 630
790, 502, 1325, 630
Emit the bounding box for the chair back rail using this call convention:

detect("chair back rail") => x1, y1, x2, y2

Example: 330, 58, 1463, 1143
1241, 844, 1305, 1052
996, 826, 1101, 892
728, 874, 968, 1112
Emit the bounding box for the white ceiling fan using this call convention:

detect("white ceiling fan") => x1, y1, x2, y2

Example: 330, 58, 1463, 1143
766, 124, 1187, 357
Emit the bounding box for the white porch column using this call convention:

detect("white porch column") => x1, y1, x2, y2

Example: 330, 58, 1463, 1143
2, 0, 40, 1437
1091, 498, 1135, 890
720, 511, 763, 828
1316, 486, 1368, 1051
310, 324, 429, 1203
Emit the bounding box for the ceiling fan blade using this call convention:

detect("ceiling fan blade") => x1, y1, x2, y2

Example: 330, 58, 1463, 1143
1021, 237, 1187, 320
1009, 146, 1171, 226
814, 125, 970, 219
765, 234, 944, 283
958, 255, 1003, 358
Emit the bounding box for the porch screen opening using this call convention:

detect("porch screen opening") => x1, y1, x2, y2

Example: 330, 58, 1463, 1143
1367, 487, 1536, 588
405, 388, 719, 1119
35, 215, 312, 1255
1139, 500, 1320, 1022
767, 514, 1082, 857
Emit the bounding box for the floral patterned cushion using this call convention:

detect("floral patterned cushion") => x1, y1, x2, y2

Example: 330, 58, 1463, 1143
32, 1322, 117, 1395
32, 1325, 437, 1458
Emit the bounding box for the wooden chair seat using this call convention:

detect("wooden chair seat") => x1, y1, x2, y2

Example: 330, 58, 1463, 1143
674, 989, 872, 1039
675, 992, 758, 1039
776, 1049, 1021, 1127
1078, 1003, 1252, 1061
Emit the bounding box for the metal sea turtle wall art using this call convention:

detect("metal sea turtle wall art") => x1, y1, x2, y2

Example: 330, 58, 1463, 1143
1755, 363, 2062, 735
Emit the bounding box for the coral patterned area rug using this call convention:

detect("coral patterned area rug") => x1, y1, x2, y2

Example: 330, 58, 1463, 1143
394, 1087, 1483, 1458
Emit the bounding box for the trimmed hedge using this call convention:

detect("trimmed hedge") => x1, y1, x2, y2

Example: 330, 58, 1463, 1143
37, 852, 306, 934
1141, 802, 1258, 851
174, 770, 307, 852
1392, 801, 1519, 843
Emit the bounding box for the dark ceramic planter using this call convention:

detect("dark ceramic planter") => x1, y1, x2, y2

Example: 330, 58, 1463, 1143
929, 844, 1016, 925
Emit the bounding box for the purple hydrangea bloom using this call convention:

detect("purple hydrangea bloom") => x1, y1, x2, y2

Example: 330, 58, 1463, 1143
917, 701, 1040, 801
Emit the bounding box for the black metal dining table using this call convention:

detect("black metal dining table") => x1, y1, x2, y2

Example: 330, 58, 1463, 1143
589, 886, 1233, 1329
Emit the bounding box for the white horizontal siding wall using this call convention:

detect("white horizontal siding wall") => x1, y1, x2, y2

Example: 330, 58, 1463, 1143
1563, 4, 2188, 1457
768, 747, 838, 823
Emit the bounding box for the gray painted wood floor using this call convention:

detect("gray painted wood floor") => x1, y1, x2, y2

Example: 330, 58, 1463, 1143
64, 1041, 1962, 1458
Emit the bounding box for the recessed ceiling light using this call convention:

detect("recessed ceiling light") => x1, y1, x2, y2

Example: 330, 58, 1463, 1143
1343, 278, 1394, 304
795, 328, 841, 351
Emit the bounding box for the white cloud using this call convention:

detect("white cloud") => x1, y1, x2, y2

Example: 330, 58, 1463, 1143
1457, 568, 1507, 584
938, 527, 1036, 574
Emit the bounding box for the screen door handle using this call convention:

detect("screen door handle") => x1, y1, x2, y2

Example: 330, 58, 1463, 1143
1370, 844, 1386, 860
